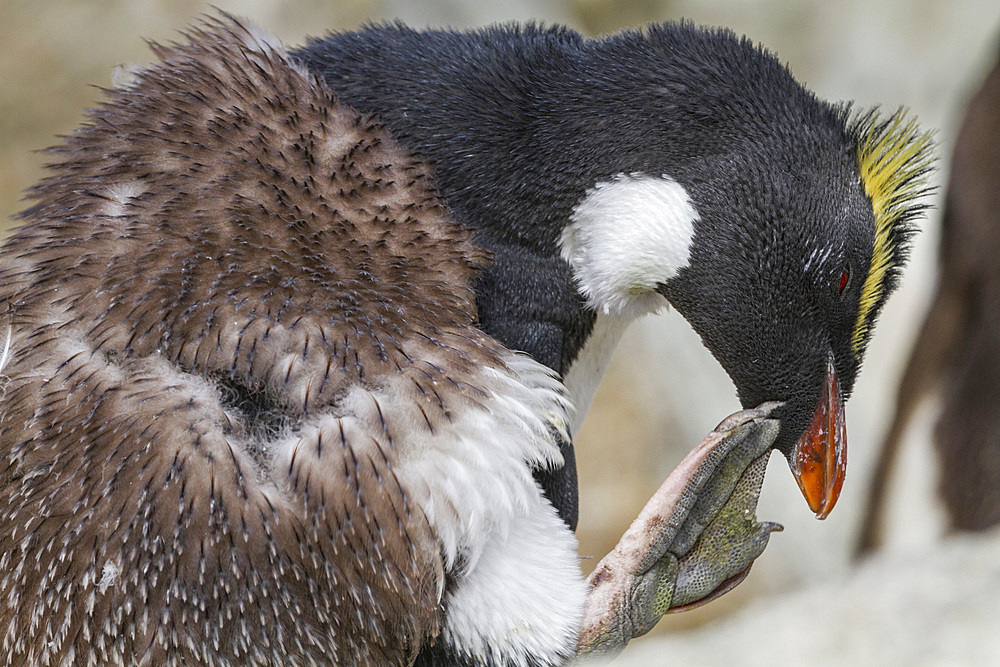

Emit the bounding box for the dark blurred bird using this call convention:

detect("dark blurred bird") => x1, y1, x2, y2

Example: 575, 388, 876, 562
858, 52, 1000, 554
0, 15, 931, 666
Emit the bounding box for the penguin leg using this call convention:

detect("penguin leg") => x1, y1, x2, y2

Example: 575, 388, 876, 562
575, 403, 783, 661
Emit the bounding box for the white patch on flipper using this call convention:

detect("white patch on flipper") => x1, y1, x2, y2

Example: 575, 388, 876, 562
561, 172, 698, 317
561, 314, 631, 436
441, 492, 585, 666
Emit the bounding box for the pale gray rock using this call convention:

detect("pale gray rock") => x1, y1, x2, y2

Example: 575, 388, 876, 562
616, 529, 1000, 666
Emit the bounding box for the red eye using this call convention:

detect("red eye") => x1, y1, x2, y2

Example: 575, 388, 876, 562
839, 269, 850, 293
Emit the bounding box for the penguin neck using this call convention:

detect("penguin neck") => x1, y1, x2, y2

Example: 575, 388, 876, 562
561, 313, 632, 436
557, 168, 699, 431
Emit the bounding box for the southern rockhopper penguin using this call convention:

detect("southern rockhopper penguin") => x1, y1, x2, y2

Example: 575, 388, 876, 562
0, 14, 932, 667
294, 23, 934, 522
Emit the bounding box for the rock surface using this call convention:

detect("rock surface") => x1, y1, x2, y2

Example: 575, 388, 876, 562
617, 528, 1000, 665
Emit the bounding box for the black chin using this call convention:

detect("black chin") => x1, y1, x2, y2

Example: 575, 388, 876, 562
742, 396, 812, 459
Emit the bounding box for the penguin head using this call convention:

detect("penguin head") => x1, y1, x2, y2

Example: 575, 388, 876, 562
667, 110, 935, 517
564, 107, 934, 518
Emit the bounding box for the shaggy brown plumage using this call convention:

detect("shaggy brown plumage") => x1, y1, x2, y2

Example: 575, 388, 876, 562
0, 16, 515, 665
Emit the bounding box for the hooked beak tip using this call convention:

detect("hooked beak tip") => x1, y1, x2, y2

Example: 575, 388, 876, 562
791, 360, 847, 519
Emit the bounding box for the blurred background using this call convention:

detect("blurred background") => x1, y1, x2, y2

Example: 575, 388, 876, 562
3, 0, 1000, 664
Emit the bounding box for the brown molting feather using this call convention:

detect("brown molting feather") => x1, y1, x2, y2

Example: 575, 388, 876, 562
0, 15, 518, 665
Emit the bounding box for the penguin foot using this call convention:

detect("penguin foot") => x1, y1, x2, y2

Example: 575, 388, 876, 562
575, 402, 784, 661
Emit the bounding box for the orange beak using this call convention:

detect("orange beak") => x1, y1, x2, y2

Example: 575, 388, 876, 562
791, 359, 847, 519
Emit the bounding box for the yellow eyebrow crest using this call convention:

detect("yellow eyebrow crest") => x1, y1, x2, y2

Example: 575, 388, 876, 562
850, 109, 935, 355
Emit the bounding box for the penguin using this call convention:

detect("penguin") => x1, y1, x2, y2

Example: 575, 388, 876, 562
292, 22, 934, 524
0, 14, 932, 667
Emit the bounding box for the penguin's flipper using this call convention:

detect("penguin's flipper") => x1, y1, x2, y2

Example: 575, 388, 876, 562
576, 403, 783, 660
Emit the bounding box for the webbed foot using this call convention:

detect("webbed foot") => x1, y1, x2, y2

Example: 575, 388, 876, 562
576, 402, 783, 661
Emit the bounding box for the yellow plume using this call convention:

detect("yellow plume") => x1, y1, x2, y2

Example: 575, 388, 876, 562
851, 109, 935, 355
